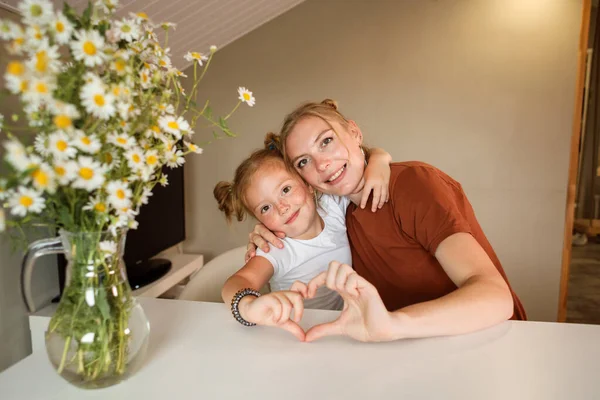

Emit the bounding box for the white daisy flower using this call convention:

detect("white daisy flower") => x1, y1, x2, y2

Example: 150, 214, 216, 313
6, 75, 30, 95
96, 0, 120, 14
157, 55, 172, 70
99, 240, 117, 259
31, 163, 56, 194
185, 141, 203, 154
117, 101, 132, 120
184, 51, 208, 66
50, 12, 74, 44
80, 81, 116, 120
139, 187, 153, 205
6, 26, 26, 55
165, 149, 185, 168
100, 150, 120, 170
9, 187, 45, 217
139, 68, 151, 89
4, 140, 29, 171
33, 133, 49, 156
110, 57, 130, 76
106, 180, 132, 209
158, 174, 168, 187
108, 132, 135, 149
146, 124, 162, 139
114, 18, 140, 42
72, 156, 106, 191
71, 30, 106, 67
137, 166, 153, 183
48, 131, 76, 159
160, 22, 176, 30
210, 45, 217, 53
0, 20, 17, 40
238, 87, 256, 107
130, 11, 149, 23
50, 101, 80, 132
5, 61, 26, 81
19, 0, 54, 26
27, 42, 60, 76
24, 25, 47, 51
53, 160, 78, 185
158, 115, 190, 139
157, 103, 174, 115
73, 130, 101, 154
83, 194, 108, 212
83, 71, 103, 86
23, 76, 55, 105
125, 147, 145, 172
144, 150, 160, 170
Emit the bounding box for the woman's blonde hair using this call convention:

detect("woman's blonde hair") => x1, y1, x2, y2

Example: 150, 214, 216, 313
271, 99, 370, 164
213, 133, 292, 223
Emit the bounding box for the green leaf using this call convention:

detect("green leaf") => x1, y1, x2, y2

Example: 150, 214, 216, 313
204, 105, 213, 120
95, 287, 111, 322
212, 131, 219, 139
218, 117, 228, 130
82, 1, 93, 29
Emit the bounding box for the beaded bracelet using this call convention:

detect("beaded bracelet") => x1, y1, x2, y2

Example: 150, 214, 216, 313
231, 288, 261, 326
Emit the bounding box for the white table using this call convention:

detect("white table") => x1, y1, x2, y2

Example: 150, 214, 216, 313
1, 298, 599, 399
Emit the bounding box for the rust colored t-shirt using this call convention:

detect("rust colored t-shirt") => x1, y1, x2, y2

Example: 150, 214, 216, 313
346, 161, 526, 320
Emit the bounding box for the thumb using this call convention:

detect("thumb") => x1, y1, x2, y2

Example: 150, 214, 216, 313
280, 320, 306, 342
305, 320, 342, 342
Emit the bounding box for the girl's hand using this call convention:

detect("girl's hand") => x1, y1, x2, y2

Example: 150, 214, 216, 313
240, 290, 306, 341
360, 148, 391, 211
245, 223, 286, 262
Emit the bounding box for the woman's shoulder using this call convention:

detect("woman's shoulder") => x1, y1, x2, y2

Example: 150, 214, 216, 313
389, 161, 461, 198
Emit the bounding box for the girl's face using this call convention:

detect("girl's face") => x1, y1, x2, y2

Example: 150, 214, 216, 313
245, 162, 321, 240
285, 116, 365, 198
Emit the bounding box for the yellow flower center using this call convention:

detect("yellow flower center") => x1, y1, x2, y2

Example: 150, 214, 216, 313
159, 60, 166, 67
142, 73, 148, 82
117, 138, 127, 145
136, 12, 148, 19
20, 80, 29, 92
56, 140, 68, 152
7, 61, 24, 76
54, 166, 66, 176
14, 37, 24, 45
79, 167, 94, 180
20, 195, 33, 207
151, 125, 160, 133
95, 203, 106, 212
54, 115, 72, 129
121, 25, 131, 33
112, 87, 121, 96
104, 153, 113, 163
167, 121, 179, 130
33, 169, 48, 186
243, 93, 251, 101
189, 144, 197, 151
116, 189, 126, 199
146, 155, 157, 165
115, 59, 126, 72
120, 121, 127, 127
35, 50, 48, 73
192, 52, 201, 59
36, 82, 48, 93
81, 137, 91, 145
132, 154, 141, 163
30, 4, 42, 17
34, 31, 42, 40
94, 94, 105, 106
83, 41, 97, 56
56, 21, 65, 33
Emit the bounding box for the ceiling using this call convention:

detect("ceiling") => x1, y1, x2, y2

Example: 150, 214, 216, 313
0, 0, 305, 70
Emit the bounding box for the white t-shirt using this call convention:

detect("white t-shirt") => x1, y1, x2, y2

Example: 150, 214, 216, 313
256, 194, 352, 310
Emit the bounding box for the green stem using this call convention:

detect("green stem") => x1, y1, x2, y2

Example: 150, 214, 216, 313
223, 101, 241, 121
57, 336, 71, 374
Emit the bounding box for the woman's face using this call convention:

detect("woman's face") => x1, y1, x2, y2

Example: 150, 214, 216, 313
285, 116, 365, 197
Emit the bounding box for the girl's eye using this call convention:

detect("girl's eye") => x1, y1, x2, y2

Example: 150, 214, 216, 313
261, 205, 270, 214
297, 159, 308, 169
282, 185, 291, 194
321, 137, 333, 147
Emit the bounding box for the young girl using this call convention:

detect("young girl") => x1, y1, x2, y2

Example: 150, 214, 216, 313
214, 133, 391, 340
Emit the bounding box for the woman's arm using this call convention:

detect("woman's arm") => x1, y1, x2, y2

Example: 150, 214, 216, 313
361, 148, 392, 211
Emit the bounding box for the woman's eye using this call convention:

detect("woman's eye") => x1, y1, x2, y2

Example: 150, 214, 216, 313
282, 185, 291, 194
297, 159, 308, 169
321, 137, 333, 147
261, 205, 270, 214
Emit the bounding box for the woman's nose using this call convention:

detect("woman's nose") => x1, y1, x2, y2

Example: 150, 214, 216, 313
315, 156, 331, 173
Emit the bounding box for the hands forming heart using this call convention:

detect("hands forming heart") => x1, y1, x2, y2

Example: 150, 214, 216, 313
240, 261, 396, 342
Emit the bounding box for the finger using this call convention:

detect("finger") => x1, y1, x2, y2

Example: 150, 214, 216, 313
305, 320, 342, 342
276, 295, 292, 325
280, 320, 306, 341
344, 273, 361, 297
275, 231, 286, 239
257, 226, 285, 249
307, 272, 327, 299
325, 261, 343, 291
245, 249, 255, 263
334, 263, 355, 292
371, 186, 381, 212
286, 291, 305, 323
379, 186, 388, 208
290, 281, 309, 298
359, 182, 373, 209
249, 233, 270, 253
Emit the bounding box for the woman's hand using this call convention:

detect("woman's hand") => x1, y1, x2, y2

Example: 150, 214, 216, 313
360, 148, 392, 211
304, 261, 396, 342
245, 223, 286, 262
239, 290, 306, 341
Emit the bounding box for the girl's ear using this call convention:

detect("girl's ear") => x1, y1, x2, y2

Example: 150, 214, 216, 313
347, 120, 363, 145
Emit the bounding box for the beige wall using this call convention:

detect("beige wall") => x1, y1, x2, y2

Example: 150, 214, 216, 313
183, 0, 582, 322
0, 9, 60, 372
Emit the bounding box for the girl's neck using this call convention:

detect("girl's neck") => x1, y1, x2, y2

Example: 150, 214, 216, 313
293, 213, 324, 240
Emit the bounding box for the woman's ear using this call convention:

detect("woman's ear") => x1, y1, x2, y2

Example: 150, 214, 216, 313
347, 120, 363, 145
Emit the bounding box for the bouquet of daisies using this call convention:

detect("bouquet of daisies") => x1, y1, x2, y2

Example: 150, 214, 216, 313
0, 0, 255, 237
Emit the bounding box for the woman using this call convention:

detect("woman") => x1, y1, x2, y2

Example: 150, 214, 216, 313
246, 99, 526, 343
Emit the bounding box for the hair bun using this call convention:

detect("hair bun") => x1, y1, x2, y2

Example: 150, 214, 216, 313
320, 98, 338, 110
263, 132, 281, 151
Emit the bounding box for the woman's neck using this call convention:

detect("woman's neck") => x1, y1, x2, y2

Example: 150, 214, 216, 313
347, 177, 366, 206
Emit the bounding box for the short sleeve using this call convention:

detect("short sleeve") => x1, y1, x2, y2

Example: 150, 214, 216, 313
255, 248, 279, 276
392, 166, 472, 254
